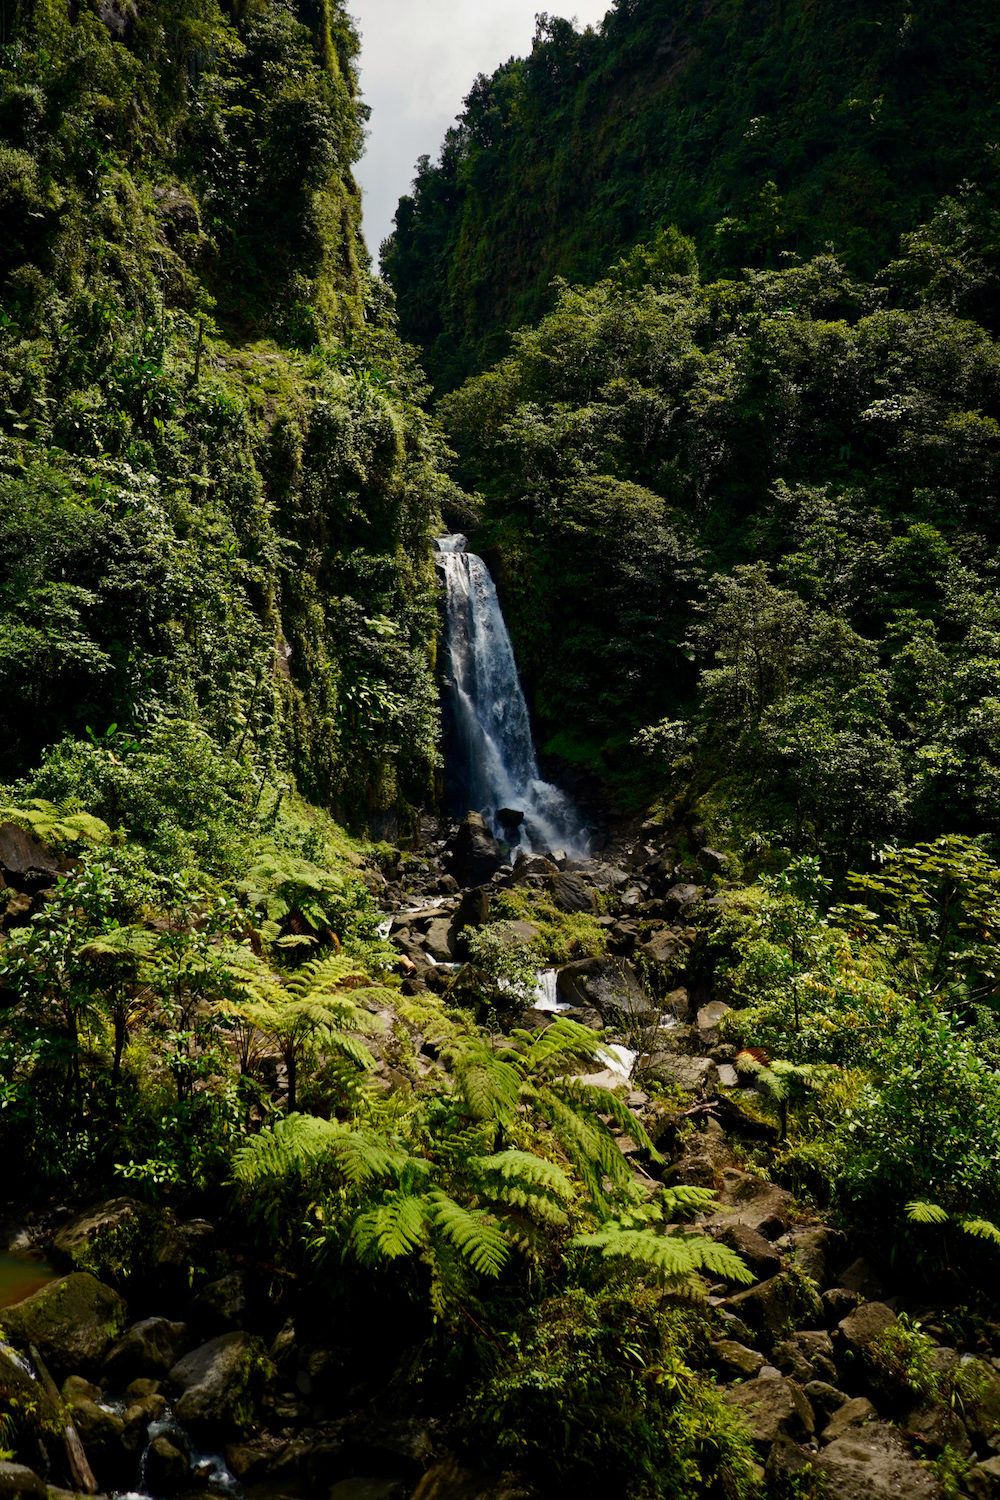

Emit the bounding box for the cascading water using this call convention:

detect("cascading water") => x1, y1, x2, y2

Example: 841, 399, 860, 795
435, 535, 589, 856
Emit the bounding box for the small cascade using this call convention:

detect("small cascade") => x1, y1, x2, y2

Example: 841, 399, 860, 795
531, 969, 567, 1012
435, 535, 589, 855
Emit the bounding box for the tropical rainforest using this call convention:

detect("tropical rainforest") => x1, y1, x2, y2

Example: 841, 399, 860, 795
1, 1, 1000, 1499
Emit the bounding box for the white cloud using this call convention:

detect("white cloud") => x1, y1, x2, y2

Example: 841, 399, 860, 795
350, 0, 612, 258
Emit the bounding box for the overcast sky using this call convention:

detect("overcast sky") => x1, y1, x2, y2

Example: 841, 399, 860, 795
350, 1, 613, 262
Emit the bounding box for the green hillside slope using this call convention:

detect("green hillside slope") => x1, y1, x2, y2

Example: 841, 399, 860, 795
384, 0, 1000, 390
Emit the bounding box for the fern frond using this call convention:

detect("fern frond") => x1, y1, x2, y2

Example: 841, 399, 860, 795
351, 1191, 429, 1263
958, 1217, 1000, 1246
426, 1189, 509, 1277
558, 1076, 663, 1163
906, 1200, 950, 1224
659, 1185, 719, 1216
285, 952, 370, 997
513, 1017, 604, 1075
472, 1150, 575, 1200
232, 1113, 346, 1185
570, 1224, 754, 1287
451, 1042, 521, 1125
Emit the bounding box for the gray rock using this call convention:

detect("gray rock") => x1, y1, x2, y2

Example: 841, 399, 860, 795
711, 1340, 765, 1379
664, 883, 700, 914
717, 1063, 738, 1087
190, 1272, 246, 1332
452, 888, 489, 932
102, 1316, 190, 1382
904, 1401, 971, 1458
821, 1396, 877, 1442
639, 929, 676, 965
716, 1223, 782, 1281
144, 1435, 190, 1495
764, 1437, 815, 1485
772, 1331, 837, 1385
513, 854, 558, 881
51, 1196, 149, 1285
965, 1457, 1000, 1499
548, 872, 597, 914
815, 1423, 945, 1498
804, 1381, 851, 1423
557, 957, 651, 1021
0, 824, 59, 877
696, 1001, 732, 1040
837, 1302, 896, 1354
785, 1225, 844, 1288
701, 1168, 795, 1239
409, 1455, 533, 1499
822, 1287, 861, 1323
641, 1052, 718, 1095
169, 1331, 273, 1434
838, 1257, 885, 1300
699, 847, 728, 874
722, 1375, 815, 1446
0, 1272, 127, 1375
723, 1273, 823, 1342
424, 918, 458, 963
0, 1464, 45, 1500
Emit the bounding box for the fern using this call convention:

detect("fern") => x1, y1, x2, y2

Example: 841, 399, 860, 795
0, 798, 110, 844
570, 1223, 754, 1289
352, 1190, 429, 1263
426, 1189, 510, 1277
959, 1217, 1000, 1245
905, 1200, 1000, 1247
906, 1199, 950, 1224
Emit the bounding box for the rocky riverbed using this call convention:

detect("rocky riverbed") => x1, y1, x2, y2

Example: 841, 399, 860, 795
3, 812, 1000, 1500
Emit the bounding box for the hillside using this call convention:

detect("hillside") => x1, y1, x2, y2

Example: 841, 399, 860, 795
383, 0, 1000, 390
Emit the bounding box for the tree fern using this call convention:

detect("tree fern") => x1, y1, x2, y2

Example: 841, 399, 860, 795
426, 1189, 510, 1277
352, 1190, 429, 1263
906, 1200, 1000, 1246
570, 1222, 754, 1289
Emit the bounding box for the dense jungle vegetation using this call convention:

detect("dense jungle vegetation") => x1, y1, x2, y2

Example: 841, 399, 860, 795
384, 0, 1000, 390
5, 0, 1000, 1497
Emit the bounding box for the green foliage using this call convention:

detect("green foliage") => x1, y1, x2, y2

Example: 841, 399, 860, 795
385, 2, 1000, 391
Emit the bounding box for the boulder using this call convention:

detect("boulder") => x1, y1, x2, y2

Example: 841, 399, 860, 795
169, 1331, 273, 1434
904, 1401, 971, 1458
822, 1287, 861, 1324
150, 1219, 217, 1303
329, 1483, 407, 1500
838, 1257, 885, 1301
102, 1317, 190, 1382
764, 1437, 815, 1487
65, 1394, 126, 1483
837, 1302, 896, 1355
641, 1053, 718, 1095
547, 872, 596, 915
700, 1168, 794, 1239
966, 1457, 1000, 1499
144, 1435, 191, 1495
664, 883, 700, 915
638, 929, 676, 965
0, 1341, 61, 1431
409, 1455, 533, 1500
51, 1197, 149, 1285
424, 919, 458, 963
0, 1273, 127, 1376
771, 1331, 837, 1385
450, 814, 500, 886
785, 1226, 845, 1288
496, 809, 524, 828
950, 1358, 1000, 1444
696, 1001, 732, 1040
0, 824, 59, 878
722, 1375, 814, 1447
716, 1223, 781, 1281
815, 1423, 944, 1499
452, 888, 489, 933
710, 1340, 766, 1380
804, 1381, 851, 1424
699, 847, 728, 874
513, 854, 558, 881
0, 1465, 45, 1500
722, 1273, 823, 1343
556, 957, 651, 1021
820, 1396, 877, 1442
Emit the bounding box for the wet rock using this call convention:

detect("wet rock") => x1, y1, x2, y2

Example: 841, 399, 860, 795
822, 1287, 861, 1323
820, 1396, 877, 1442
0, 1464, 45, 1500
951, 1358, 1000, 1444
436, 875, 460, 896
716, 1223, 781, 1281
815, 1422, 944, 1498
102, 1317, 190, 1382
145, 1435, 191, 1495
450, 814, 500, 886
722, 1273, 823, 1343
0, 1272, 127, 1376
169, 1331, 273, 1435
547, 871, 596, 914
711, 1340, 766, 1380
837, 1302, 896, 1355
424, 919, 458, 962
784, 1226, 845, 1288
68, 1393, 126, 1483
664, 883, 700, 915
772, 1331, 837, 1384
557, 957, 651, 1021
512, 854, 558, 882
452, 888, 489, 932
722, 1375, 814, 1447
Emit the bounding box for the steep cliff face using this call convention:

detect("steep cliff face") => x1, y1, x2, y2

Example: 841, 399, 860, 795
383, 0, 1000, 390
0, 0, 456, 826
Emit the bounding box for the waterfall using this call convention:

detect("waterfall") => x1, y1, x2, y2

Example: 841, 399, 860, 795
435, 535, 589, 856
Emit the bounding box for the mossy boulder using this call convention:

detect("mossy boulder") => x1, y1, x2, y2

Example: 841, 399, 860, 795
51, 1198, 151, 1287
0, 1343, 61, 1439
0, 1274, 127, 1377
169, 1332, 274, 1436
722, 1271, 823, 1344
